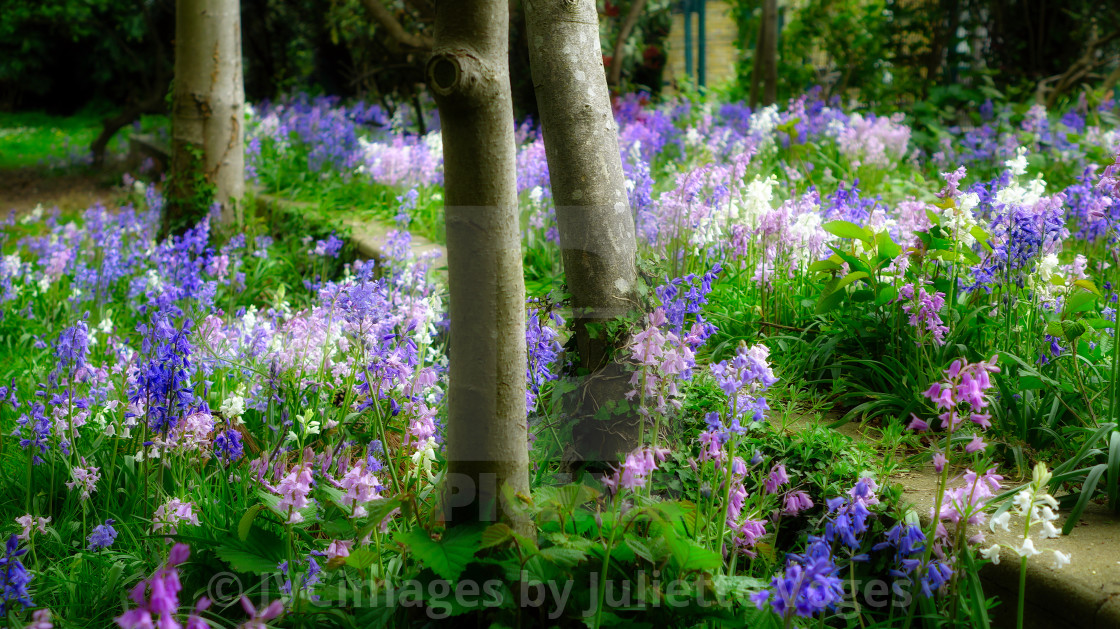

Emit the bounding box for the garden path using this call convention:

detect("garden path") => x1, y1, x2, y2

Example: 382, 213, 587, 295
788, 412, 1120, 629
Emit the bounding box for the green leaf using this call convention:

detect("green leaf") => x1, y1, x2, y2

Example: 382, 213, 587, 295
480, 523, 513, 549
708, 574, 766, 604
395, 526, 484, 581
215, 527, 287, 574
851, 289, 874, 302
835, 270, 869, 291
238, 504, 264, 542
344, 548, 379, 570
807, 259, 843, 273
1073, 279, 1103, 297
823, 220, 872, 243
626, 538, 656, 564
832, 250, 871, 275
666, 532, 721, 574
875, 284, 898, 306
1061, 320, 1087, 343
1083, 318, 1115, 330
1066, 291, 1097, 313
876, 232, 901, 260
1107, 431, 1120, 512
815, 286, 846, 315
538, 547, 588, 568
1062, 464, 1107, 535
970, 225, 992, 249
354, 496, 404, 541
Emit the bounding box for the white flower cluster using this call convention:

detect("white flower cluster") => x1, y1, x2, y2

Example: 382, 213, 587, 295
982, 462, 1070, 569
938, 191, 981, 248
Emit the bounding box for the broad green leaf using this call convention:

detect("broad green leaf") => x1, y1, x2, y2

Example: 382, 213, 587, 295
815, 285, 846, 315
626, 538, 656, 564
851, 289, 874, 302
344, 548, 379, 570
707, 574, 766, 604
215, 528, 287, 574
875, 284, 898, 306
480, 523, 512, 549
823, 220, 872, 243
808, 259, 843, 273
1073, 279, 1102, 296
354, 496, 405, 541
835, 271, 869, 291
1066, 291, 1097, 313
667, 532, 721, 574
1061, 320, 1087, 343
970, 225, 992, 249
833, 250, 871, 275
395, 526, 483, 582
538, 547, 588, 568
1084, 318, 1115, 330
876, 232, 901, 260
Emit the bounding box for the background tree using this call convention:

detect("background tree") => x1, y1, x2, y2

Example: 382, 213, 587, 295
427, 0, 530, 528
524, 0, 642, 467
0, 0, 175, 165
165, 0, 245, 233
749, 0, 778, 107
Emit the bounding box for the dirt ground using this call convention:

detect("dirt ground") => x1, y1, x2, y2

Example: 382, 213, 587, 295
0, 167, 126, 216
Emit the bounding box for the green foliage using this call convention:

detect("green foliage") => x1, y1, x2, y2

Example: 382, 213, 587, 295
163, 144, 217, 238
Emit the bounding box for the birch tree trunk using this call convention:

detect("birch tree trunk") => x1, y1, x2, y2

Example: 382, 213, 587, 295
428, 0, 530, 528
166, 0, 245, 236
524, 0, 641, 467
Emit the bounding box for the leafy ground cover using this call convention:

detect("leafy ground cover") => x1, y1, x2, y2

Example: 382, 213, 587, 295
1, 89, 1119, 628
0, 108, 167, 170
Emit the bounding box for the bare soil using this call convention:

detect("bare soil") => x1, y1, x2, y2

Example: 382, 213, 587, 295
0, 167, 126, 216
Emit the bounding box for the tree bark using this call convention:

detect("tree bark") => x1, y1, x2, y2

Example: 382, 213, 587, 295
90, 91, 166, 167
749, 0, 779, 107
607, 0, 649, 91
428, 0, 530, 529
360, 0, 433, 50
524, 0, 641, 467
753, 0, 778, 106
166, 0, 245, 235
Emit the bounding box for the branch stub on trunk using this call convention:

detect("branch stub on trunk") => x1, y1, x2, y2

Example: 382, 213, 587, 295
427, 50, 484, 99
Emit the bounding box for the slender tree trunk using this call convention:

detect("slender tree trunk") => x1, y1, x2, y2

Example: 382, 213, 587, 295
166, 0, 244, 236
607, 0, 649, 91
760, 0, 778, 105
90, 90, 166, 167
428, 0, 529, 529
749, 0, 775, 107
524, 0, 641, 467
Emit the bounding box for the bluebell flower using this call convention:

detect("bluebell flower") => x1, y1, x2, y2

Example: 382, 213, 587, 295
0, 534, 33, 614
214, 428, 244, 463
752, 538, 844, 623
87, 519, 118, 550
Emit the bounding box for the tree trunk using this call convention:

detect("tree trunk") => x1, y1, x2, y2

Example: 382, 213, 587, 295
90, 91, 166, 167
428, 0, 530, 529
607, 0, 649, 91
166, 0, 245, 236
749, 0, 778, 107
524, 0, 641, 468
760, 0, 778, 106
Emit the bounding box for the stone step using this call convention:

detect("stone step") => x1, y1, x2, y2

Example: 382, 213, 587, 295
788, 412, 1120, 628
